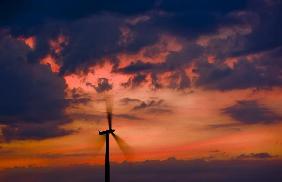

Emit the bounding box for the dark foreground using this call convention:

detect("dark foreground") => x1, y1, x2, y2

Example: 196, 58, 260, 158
0, 159, 281, 182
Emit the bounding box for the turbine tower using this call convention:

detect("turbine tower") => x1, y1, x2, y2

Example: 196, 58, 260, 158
99, 99, 130, 182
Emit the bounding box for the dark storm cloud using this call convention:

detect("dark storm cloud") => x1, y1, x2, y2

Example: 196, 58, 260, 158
118, 60, 157, 74
232, 0, 282, 56
195, 63, 244, 90
121, 74, 148, 88
169, 70, 191, 89
118, 59, 193, 89
222, 100, 282, 124
131, 99, 173, 114
118, 40, 203, 72
165, 42, 203, 68
151, 10, 236, 39
125, 0, 248, 41
120, 97, 172, 114
150, 0, 282, 91
1, 0, 251, 75
0, 0, 157, 30
158, 0, 247, 13
113, 14, 237, 89
193, 1, 282, 91
0, 33, 70, 141
58, 15, 124, 74
67, 88, 92, 106
95, 78, 113, 93
86, 78, 113, 93
120, 98, 142, 105
0, 0, 248, 29
1, 158, 282, 182
132, 99, 164, 110
196, 53, 282, 90
0, 0, 281, 93
1, 0, 248, 36
151, 73, 163, 89
27, 13, 160, 75
2, 123, 70, 141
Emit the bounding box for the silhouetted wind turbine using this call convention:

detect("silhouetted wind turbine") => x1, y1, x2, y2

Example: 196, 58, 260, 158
98, 98, 131, 182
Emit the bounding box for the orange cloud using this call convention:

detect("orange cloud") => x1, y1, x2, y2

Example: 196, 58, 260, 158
224, 57, 238, 69
49, 34, 68, 54
207, 55, 216, 64
40, 54, 60, 73
18, 36, 36, 49
64, 61, 130, 92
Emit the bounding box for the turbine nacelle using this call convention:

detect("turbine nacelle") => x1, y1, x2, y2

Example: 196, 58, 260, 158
99, 129, 115, 135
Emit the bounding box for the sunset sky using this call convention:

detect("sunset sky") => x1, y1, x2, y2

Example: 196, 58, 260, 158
0, 0, 282, 181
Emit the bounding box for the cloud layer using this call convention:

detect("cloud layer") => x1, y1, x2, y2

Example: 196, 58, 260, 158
222, 100, 282, 124
0, 0, 281, 143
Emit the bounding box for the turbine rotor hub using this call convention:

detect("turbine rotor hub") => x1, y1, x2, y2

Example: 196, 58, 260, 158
99, 129, 115, 135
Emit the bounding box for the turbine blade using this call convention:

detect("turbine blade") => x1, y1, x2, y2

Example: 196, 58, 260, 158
92, 135, 106, 154
111, 133, 133, 158
106, 97, 113, 130
107, 110, 112, 130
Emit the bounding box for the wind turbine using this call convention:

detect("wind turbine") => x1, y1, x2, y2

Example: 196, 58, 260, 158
98, 99, 131, 182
